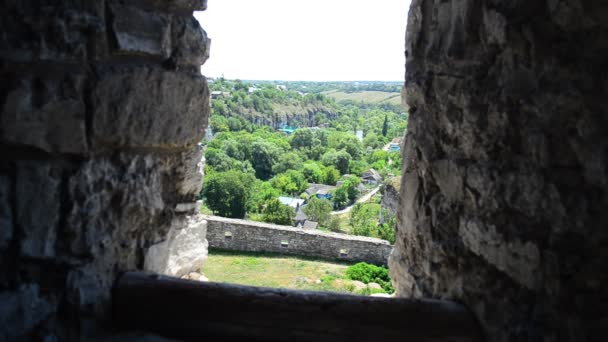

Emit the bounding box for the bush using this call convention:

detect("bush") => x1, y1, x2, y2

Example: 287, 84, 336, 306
345, 262, 394, 293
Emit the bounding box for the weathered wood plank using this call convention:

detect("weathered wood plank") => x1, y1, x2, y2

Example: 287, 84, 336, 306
113, 272, 483, 342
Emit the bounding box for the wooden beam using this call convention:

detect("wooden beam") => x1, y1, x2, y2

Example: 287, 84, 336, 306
113, 272, 482, 342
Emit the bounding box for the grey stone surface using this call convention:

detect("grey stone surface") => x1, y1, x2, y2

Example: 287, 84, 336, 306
0, 284, 55, 341
205, 215, 392, 265
381, 176, 400, 216
0, 0, 210, 338
171, 16, 210, 67
0, 1, 105, 62
0, 175, 12, 251
145, 215, 208, 277
110, 4, 171, 58
0, 70, 87, 154
16, 162, 60, 259
391, 1, 608, 341
91, 65, 208, 150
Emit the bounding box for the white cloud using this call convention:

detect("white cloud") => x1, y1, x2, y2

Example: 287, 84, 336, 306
194, 0, 411, 81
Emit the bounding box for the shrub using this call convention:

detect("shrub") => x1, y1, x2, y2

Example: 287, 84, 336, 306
345, 262, 394, 293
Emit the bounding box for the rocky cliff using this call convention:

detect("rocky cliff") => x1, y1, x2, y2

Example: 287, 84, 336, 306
0, 0, 210, 339
391, 1, 608, 341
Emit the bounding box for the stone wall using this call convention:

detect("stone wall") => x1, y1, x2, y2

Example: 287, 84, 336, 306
205, 216, 393, 265
391, 1, 608, 341
381, 176, 401, 216
0, 0, 210, 340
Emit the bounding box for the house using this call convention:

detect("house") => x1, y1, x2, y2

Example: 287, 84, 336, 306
301, 221, 319, 230
294, 205, 308, 227
210, 91, 230, 99
305, 183, 337, 199
293, 205, 318, 230
315, 189, 332, 200
361, 168, 382, 185
278, 196, 305, 209
389, 137, 402, 152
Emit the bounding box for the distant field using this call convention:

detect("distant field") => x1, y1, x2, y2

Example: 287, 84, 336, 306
202, 249, 359, 293
323, 90, 402, 106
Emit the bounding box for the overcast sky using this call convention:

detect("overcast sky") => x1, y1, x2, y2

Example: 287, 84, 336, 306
194, 0, 411, 81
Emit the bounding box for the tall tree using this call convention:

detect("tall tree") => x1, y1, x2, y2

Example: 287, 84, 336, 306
303, 197, 333, 226
262, 199, 295, 225
382, 114, 389, 137
202, 170, 255, 218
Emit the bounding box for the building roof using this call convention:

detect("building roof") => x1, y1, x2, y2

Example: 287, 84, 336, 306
305, 183, 337, 196
278, 197, 305, 208
362, 169, 382, 181
294, 205, 308, 221
302, 221, 318, 230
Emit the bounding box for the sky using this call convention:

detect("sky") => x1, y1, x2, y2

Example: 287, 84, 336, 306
194, 0, 411, 82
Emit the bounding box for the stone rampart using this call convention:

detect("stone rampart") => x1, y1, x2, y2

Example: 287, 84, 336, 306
204, 215, 392, 265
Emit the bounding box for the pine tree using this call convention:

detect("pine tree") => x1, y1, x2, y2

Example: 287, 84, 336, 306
382, 114, 389, 137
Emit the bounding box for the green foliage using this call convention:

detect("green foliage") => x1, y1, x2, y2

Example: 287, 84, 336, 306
349, 159, 369, 176
332, 186, 349, 209
327, 216, 342, 232
247, 181, 280, 213
302, 161, 324, 183
382, 114, 389, 137
202, 170, 256, 218
251, 140, 282, 180
271, 170, 308, 195
321, 150, 351, 175
261, 198, 295, 225
272, 152, 303, 174
346, 262, 394, 293
290, 128, 315, 149
322, 166, 340, 185
303, 197, 333, 226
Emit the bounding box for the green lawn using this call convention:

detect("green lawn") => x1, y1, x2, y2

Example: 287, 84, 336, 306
202, 249, 361, 293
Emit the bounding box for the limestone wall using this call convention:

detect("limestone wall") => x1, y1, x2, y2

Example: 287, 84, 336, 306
392, 1, 608, 341
0, 0, 210, 340
205, 216, 393, 265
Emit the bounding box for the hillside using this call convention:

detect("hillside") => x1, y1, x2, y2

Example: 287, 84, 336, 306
323, 90, 402, 106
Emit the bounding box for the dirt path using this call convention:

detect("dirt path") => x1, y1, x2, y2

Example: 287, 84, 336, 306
331, 186, 381, 215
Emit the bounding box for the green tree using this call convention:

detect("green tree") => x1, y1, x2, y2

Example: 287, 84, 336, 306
251, 140, 281, 180
322, 166, 340, 185
332, 186, 349, 209
271, 170, 307, 195
382, 114, 389, 137
209, 114, 229, 132
302, 161, 324, 183
321, 150, 351, 175
303, 197, 333, 226
272, 152, 303, 174
350, 203, 380, 237
247, 181, 280, 213
202, 170, 255, 218
291, 128, 314, 149
262, 198, 295, 225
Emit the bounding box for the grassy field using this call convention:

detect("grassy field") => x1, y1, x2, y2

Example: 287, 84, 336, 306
323, 90, 402, 105
202, 249, 386, 294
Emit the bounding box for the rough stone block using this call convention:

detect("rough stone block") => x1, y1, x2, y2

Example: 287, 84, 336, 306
0, 175, 12, 251
67, 154, 165, 258
110, 4, 171, 58
0, 71, 87, 154
174, 146, 205, 199
91, 65, 209, 150
171, 16, 210, 66
16, 162, 61, 259
0, 284, 54, 341
0, 2, 105, 62
144, 215, 208, 277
